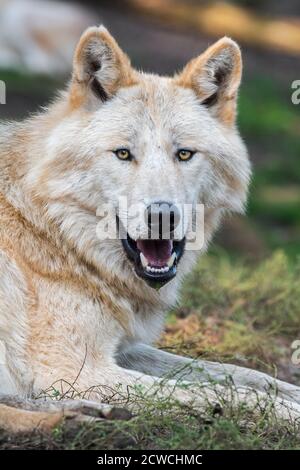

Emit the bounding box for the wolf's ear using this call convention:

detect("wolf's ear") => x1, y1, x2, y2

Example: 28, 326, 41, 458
176, 37, 242, 126
70, 26, 136, 108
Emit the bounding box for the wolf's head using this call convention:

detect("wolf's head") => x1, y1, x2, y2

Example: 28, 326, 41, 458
30, 27, 250, 292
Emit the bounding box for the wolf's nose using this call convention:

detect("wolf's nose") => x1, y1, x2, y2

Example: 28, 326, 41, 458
146, 201, 181, 238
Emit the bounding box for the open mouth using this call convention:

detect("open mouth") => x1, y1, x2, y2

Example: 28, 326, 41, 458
121, 231, 186, 288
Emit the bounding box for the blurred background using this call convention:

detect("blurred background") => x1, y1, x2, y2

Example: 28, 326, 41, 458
0, 0, 300, 383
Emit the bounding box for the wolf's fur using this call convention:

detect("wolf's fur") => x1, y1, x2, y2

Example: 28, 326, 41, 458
1, 27, 300, 423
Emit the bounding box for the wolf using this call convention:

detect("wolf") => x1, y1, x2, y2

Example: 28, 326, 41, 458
1, 26, 300, 423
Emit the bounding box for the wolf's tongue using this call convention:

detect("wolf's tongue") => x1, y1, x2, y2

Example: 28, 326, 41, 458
136, 239, 173, 267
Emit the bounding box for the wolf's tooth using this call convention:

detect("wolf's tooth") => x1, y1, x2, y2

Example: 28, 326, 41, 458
147, 265, 171, 274
140, 252, 149, 269
167, 252, 177, 268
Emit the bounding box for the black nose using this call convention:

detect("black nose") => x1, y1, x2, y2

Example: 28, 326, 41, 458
146, 201, 181, 238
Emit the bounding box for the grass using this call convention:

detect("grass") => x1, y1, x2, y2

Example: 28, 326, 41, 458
161, 250, 300, 375
1, 402, 299, 450
1, 372, 300, 450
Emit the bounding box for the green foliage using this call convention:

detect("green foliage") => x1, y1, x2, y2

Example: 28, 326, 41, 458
239, 77, 299, 139
0, 68, 62, 93
182, 250, 300, 335
1, 388, 300, 450
237, 75, 300, 254
45, 410, 300, 450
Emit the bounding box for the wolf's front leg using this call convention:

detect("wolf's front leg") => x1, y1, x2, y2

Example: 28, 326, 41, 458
117, 343, 300, 406
33, 361, 300, 422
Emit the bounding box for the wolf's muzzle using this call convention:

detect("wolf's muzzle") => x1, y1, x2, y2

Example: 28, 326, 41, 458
118, 201, 185, 289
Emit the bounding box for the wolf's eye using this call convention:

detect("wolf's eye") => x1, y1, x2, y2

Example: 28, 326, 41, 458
177, 149, 195, 162
114, 149, 132, 161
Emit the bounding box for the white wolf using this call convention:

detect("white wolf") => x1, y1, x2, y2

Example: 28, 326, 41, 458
1, 26, 300, 428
